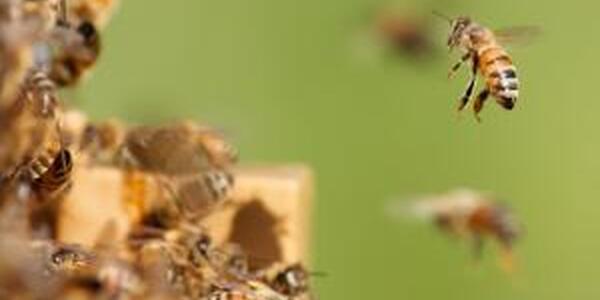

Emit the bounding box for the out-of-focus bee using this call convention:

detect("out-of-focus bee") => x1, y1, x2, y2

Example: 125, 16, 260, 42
77, 118, 126, 164
42, 0, 119, 87
129, 223, 248, 280
396, 189, 521, 271
208, 281, 289, 300
20, 69, 60, 118
21, 0, 68, 31
436, 12, 539, 120
48, 18, 101, 87
69, 0, 119, 29
31, 240, 95, 275
117, 123, 237, 219
0, 0, 38, 108
29, 147, 73, 200
374, 11, 435, 58
118, 123, 237, 175
0, 0, 69, 175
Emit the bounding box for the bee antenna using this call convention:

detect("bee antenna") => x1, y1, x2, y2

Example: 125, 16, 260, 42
432, 10, 452, 24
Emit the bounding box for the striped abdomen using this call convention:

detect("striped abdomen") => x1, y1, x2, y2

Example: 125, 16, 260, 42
479, 45, 519, 110
32, 149, 73, 198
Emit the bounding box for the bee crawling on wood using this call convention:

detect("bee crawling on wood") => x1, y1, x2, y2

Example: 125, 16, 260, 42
207, 280, 290, 300
268, 263, 311, 298
435, 11, 539, 121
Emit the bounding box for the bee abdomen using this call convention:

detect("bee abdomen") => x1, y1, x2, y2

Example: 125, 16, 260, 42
488, 67, 519, 109
33, 149, 73, 196
481, 46, 519, 110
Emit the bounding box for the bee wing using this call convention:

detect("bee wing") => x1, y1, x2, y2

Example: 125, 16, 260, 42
494, 26, 542, 47
385, 189, 485, 222
384, 194, 440, 222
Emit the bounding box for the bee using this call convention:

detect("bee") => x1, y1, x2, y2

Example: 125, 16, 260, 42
436, 12, 537, 120
117, 123, 237, 219
48, 18, 101, 87
269, 263, 310, 298
129, 223, 248, 280
20, 69, 60, 118
404, 189, 521, 271
76, 118, 126, 165
0, 0, 69, 174
29, 147, 73, 200
43, 0, 120, 87
374, 11, 434, 58
208, 281, 289, 300
31, 240, 95, 275
118, 123, 237, 175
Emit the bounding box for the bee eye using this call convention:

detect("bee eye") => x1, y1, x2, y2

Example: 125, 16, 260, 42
77, 21, 97, 41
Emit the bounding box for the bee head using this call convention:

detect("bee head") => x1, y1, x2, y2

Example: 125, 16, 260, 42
447, 16, 471, 50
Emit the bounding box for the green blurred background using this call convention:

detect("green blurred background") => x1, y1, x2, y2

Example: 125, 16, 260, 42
76, 0, 600, 299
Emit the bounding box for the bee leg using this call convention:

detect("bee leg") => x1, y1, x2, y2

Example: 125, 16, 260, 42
457, 76, 476, 111
473, 88, 490, 122
457, 55, 479, 112
448, 52, 471, 78
471, 233, 484, 261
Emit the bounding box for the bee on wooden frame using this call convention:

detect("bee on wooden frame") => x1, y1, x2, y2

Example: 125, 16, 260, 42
269, 263, 311, 298
208, 280, 290, 300
129, 222, 249, 281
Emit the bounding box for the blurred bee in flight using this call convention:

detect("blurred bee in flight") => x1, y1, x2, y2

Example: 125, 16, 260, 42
435, 11, 539, 121
389, 189, 522, 272
116, 122, 238, 220
354, 7, 440, 64
374, 11, 436, 59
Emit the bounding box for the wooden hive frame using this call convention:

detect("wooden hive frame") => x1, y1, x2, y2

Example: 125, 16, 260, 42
58, 163, 314, 267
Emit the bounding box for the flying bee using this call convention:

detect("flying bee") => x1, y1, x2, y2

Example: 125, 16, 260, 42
374, 11, 435, 58
117, 123, 237, 219
118, 123, 237, 175
393, 189, 522, 271
435, 12, 538, 121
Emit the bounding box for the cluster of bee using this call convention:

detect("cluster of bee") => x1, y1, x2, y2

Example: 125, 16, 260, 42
0, 1, 315, 299
0, 219, 313, 299
0, 0, 107, 195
